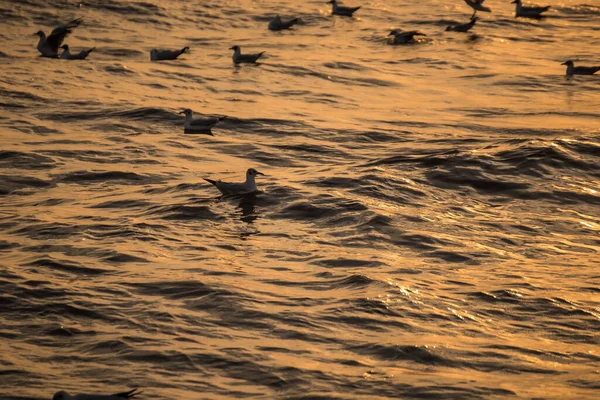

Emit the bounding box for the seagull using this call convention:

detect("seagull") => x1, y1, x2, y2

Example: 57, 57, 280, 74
52, 388, 141, 400
60, 44, 95, 60
561, 60, 600, 76
446, 15, 478, 32
463, 0, 491, 18
34, 18, 83, 58
268, 15, 300, 31
388, 29, 426, 45
328, 0, 361, 17
150, 47, 189, 61
511, 0, 550, 18
204, 168, 265, 196
230, 45, 265, 64
180, 109, 227, 134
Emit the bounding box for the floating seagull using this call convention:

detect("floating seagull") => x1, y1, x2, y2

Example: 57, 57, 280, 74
511, 0, 550, 18
204, 168, 265, 196
464, 0, 491, 18
446, 15, 478, 32
268, 15, 300, 31
52, 388, 141, 400
150, 47, 189, 61
59, 44, 94, 60
34, 18, 83, 58
561, 60, 600, 76
180, 109, 227, 134
388, 29, 426, 45
230, 45, 265, 64
328, 0, 361, 17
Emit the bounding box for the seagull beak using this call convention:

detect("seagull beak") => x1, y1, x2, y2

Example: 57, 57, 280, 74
256, 171, 265, 176
179, 110, 186, 114
560, 62, 567, 65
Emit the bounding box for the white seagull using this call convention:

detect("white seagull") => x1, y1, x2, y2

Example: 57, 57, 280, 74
230, 45, 265, 64
561, 60, 600, 76
511, 0, 550, 18
388, 29, 426, 45
268, 15, 300, 31
180, 109, 227, 134
52, 388, 141, 400
60, 44, 95, 60
150, 47, 189, 61
328, 0, 361, 17
204, 168, 265, 196
34, 18, 83, 58
446, 15, 478, 32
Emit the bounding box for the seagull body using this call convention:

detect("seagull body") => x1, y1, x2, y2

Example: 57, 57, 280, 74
446, 16, 478, 32
328, 0, 361, 17
52, 388, 141, 400
150, 47, 189, 61
60, 45, 94, 60
562, 60, 600, 76
268, 15, 300, 31
230, 45, 265, 64
512, 0, 550, 17
180, 109, 227, 134
204, 168, 265, 196
464, 0, 491, 17
34, 18, 83, 58
388, 30, 426, 45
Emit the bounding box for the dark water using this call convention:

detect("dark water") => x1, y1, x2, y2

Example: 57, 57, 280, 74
1, 0, 599, 399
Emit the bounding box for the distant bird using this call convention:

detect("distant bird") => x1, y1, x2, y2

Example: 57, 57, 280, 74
59, 44, 94, 60
561, 60, 600, 76
150, 47, 189, 61
511, 0, 550, 18
34, 18, 83, 58
464, 0, 491, 18
446, 15, 478, 32
388, 30, 426, 45
268, 15, 300, 31
204, 168, 265, 196
52, 388, 141, 400
328, 0, 361, 17
180, 109, 227, 134
230, 45, 265, 64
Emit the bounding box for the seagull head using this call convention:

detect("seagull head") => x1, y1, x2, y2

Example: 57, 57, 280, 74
33, 30, 44, 37
510, 0, 520, 3
52, 391, 73, 400
327, 0, 337, 3
247, 168, 265, 177
179, 108, 193, 116
60, 45, 69, 50
389, 30, 399, 35
561, 60, 574, 66
229, 45, 240, 51
182, 46, 190, 53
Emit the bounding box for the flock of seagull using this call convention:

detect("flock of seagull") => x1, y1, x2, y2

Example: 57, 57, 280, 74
24, 0, 597, 398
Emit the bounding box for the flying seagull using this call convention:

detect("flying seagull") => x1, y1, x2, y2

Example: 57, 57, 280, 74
150, 47, 189, 61
464, 0, 491, 18
230, 45, 265, 64
60, 44, 95, 60
204, 168, 265, 195
446, 15, 478, 32
52, 388, 141, 400
180, 109, 227, 134
561, 60, 600, 76
34, 18, 83, 58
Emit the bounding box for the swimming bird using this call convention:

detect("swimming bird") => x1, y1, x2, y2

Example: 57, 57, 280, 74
59, 44, 95, 60
150, 47, 189, 61
463, 0, 491, 18
268, 15, 300, 31
328, 0, 361, 17
230, 45, 265, 64
446, 15, 478, 32
52, 388, 141, 400
204, 168, 265, 196
388, 30, 426, 45
180, 109, 227, 134
511, 0, 550, 18
34, 18, 83, 58
561, 60, 600, 76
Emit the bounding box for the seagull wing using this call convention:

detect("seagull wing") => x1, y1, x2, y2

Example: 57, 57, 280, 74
46, 18, 83, 52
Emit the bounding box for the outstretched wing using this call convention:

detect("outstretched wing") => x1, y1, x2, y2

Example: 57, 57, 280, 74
112, 388, 142, 399
46, 18, 83, 52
